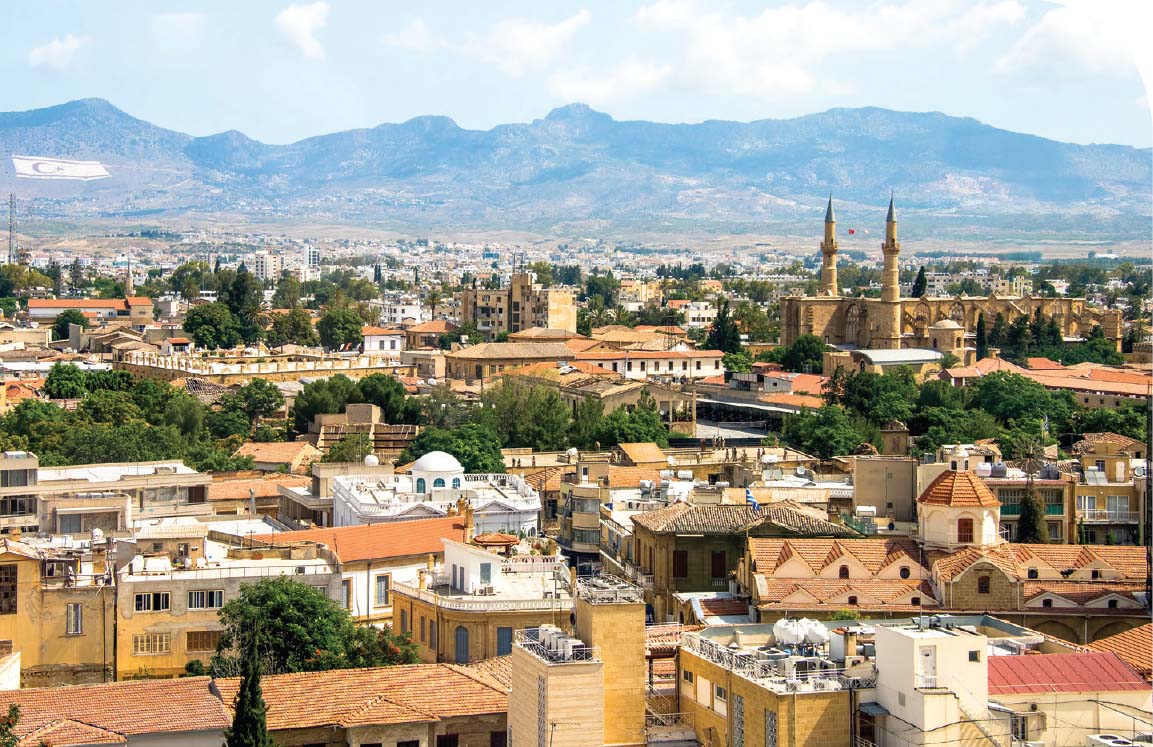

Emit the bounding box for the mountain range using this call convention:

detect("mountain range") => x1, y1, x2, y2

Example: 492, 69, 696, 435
1, 98, 1149, 241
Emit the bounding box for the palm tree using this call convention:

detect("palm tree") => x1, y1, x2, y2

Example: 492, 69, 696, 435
1015, 437, 1049, 544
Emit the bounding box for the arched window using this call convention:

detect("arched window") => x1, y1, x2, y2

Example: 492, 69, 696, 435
433, 478, 446, 488
977, 576, 990, 594
899, 566, 911, 579
416, 478, 426, 493
957, 518, 974, 544
847, 596, 858, 606
451, 477, 461, 489
838, 565, 849, 579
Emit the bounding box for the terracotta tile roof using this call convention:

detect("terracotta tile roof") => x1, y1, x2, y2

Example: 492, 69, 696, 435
252, 517, 466, 563
943, 366, 982, 378
209, 474, 309, 502
215, 665, 507, 731
1087, 623, 1152, 680
523, 465, 565, 493
646, 624, 705, 654
618, 442, 668, 464
749, 538, 926, 576
124, 297, 153, 306
1072, 431, 1146, 455
758, 392, 824, 410
974, 357, 1028, 375
407, 320, 456, 334
698, 597, 750, 617
17, 719, 127, 746
446, 342, 574, 361
233, 441, 321, 464
28, 299, 130, 309
1022, 580, 1148, 605
631, 502, 857, 537
362, 326, 404, 336
605, 465, 665, 488
1025, 357, 1064, 369
465, 655, 513, 690
988, 652, 1149, 695
564, 338, 603, 353
755, 578, 937, 611
917, 469, 999, 508
1, 677, 228, 737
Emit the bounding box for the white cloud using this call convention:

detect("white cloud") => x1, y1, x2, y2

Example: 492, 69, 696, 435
275, 1, 329, 60
382, 18, 442, 53
631, 0, 1027, 99
27, 34, 84, 71
151, 12, 206, 47
472, 9, 591, 78
996, 0, 1141, 79
548, 59, 673, 105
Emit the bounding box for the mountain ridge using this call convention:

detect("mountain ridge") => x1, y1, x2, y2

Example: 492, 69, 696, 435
1, 98, 1148, 239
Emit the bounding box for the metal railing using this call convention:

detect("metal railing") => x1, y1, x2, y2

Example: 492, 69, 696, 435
645, 712, 695, 730
514, 628, 600, 664
392, 579, 573, 612
915, 673, 938, 689
1078, 509, 1139, 523
681, 633, 878, 690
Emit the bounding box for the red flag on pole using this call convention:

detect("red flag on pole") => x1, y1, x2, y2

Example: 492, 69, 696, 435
847, 229, 856, 235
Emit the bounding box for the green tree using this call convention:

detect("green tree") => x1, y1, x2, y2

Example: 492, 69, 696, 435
77, 389, 143, 423
184, 302, 242, 350
221, 268, 265, 344
317, 308, 364, 350
477, 379, 572, 451
169, 261, 211, 302
0, 703, 46, 747
970, 372, 1073, 433
593, 390, 669, 448
1014, 438, 1048, 544
224, 633, 274, 747
266, 308, 319, 348
64, 423, 185, 464
400, 424, 505, 473
975, 313, 988, 360
781, 405, 868, 459
911, 266, 927, 298
761, 334, 829, 373
356, 374, 422, 425
271, 274, 303, 309
323, 433, 374, 463
44, 362, 88, 399
722, 350, 754, 375
52, 309, 88, 341
290, 375, 360, 434
225, 379, 285, 432
705, 299, 742, 354
1072, 403, 1148, 444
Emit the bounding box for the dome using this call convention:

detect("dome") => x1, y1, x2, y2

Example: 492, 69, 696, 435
410, 451, 464, 473
930, 319, 963, 330
917, 469, 999, 508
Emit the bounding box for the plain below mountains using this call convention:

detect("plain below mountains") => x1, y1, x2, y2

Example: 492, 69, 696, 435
1, 98, 1148, 241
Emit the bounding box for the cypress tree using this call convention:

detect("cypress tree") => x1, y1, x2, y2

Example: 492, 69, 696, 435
911, 266, 927, 298
975, 313, 988, 360
1016, 481, 1048, 544
225, 633, 274, 747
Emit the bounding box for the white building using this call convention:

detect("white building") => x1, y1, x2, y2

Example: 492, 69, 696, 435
250, 251, 283, 282
331, 451, 541, 534
380, 299, 426, 327
361, 326, 405, 356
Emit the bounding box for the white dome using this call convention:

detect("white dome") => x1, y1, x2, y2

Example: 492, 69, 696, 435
410, 451, 464, 473
363, 454, 380, 467
930, 319, 962, 330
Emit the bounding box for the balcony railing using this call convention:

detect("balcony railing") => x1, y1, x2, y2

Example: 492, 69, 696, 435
1078, 509, 1139, 523
391, 579, 573, 612
645, 712, 695, 730
1000, 504, 1065, 517
681, 633, 878, 690
915, 673, 938, 689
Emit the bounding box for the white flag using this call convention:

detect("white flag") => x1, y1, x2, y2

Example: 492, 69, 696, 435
12, 155, 109, 180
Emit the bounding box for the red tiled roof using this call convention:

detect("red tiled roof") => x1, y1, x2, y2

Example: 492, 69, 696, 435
407, 320, 455, 334
209, 474, 309, 502
362, 326, 404, 336
251, 516, 467, 563
233, 441, 320, 464
1087, 623, 1152, 680
988, 652, 1149, 695
698, 597, 750, 617
918, 469, 999, 508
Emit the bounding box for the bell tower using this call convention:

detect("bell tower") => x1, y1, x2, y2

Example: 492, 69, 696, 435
820, 195, 839, 296
875, 193, 903, 348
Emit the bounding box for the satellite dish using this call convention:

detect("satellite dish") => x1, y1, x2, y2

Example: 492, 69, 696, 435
364, 454, 380, 467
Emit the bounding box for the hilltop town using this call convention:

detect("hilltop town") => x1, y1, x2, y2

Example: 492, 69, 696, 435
0, 196, 1148, 747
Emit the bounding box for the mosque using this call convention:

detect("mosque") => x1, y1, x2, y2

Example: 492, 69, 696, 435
779, 196, 1123, 356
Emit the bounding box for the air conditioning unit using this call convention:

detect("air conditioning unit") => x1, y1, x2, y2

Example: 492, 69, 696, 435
483, 585, 494, 595
295, 566, 306, 574
1023, 742, 1046, 747
1087, 736, 1136, 747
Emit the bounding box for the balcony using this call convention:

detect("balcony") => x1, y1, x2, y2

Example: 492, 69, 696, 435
391, 577, 573, 612
1000, 504, 1065, 517
1078, 509, 1140, 524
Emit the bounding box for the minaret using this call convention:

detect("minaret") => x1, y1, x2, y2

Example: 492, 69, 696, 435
820, 195, 839, 296
124, 253, 134, 296
877, 193, 903, 348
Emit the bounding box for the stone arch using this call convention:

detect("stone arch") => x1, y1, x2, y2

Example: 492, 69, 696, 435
949, 302, 966, 324
845, 304, 867, 347
1091, 620, 1136, 642
1031, 619, 1080, 644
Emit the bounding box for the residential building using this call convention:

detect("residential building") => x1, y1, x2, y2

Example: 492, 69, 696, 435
629, 501, 859, 623
390, 538, 573, 664
116, 349, 414, 385
982, 463, 1075, 543
460, 272, 577, 338
1, 676, 230, 746
232, 441, 323, 475
509, 576, 648, 747
378, 298, 425, 327
115, 530, 342, 679
277, 458, 395, 528
331, 451, 541, 534
308, 403, 420, 465
252, 516, 468, 627
0, 535, 116, 687
678, 301, 718, 329
992, 274, 1032, 296
444, 341, 575, 382
573, 349, 725, 381
361, 325, 405, 355
249, 251, 282, 282
0, 453, 212, 537
26, 297, 154, 324
215, 664, 508, 747
1072, 438, 1144, 545
405, 319, 457, 349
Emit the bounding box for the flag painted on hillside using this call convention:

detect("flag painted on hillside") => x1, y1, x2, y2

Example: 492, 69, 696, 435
12, 155, 109, 180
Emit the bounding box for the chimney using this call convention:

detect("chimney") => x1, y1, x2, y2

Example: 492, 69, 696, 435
463, 503, 475, 543
418, 571, 428, 590
8, 527, 20, 542
426, 553, 436, 572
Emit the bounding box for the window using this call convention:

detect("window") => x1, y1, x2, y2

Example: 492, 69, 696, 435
899, 566, 911, 579
416, 478, 426, 493
573, 529, 600, 546
1027, 568, 1039, 580
420, 616, 426, 643
187, 630, 221, 651
957, 518, 974, 544
968, 650, 980, 662
683, 670, 694, 682
66, 603, 83, 635
341, 579, 351, 609
672, 550, 688, 579
1091, 570, 1101, 580
433, 478, 446, 488
0, 565, 16, 614
847, 596, 858, 605
374, 574, 391, 606
497, 626, 514, 656
398, 742, 419, 747
134, 592, 171, 612
977, 576, 991, 594
1047, 524, 1061, 542
765, 710, 778, 747
490, 732, 508, 747
480, 563, 492, 585
911, 597, 921, 606
400, 609, 408, 634
1042, 598, 1053, 608
711, 550, 727, 579
452, 477, 461, 489
187, 590, 224, 610
430, 621, 438, 650
715, 685, 727, 702
132, 633, 171, 655
838, 565, 850, 579
1107, 599, 1118, 609
436, 736, 459, 747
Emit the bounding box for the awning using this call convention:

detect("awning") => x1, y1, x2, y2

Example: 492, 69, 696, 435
55, 506, 121, 514
860, 702, 890, 717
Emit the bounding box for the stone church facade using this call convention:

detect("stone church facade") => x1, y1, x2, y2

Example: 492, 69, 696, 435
780, 197, 1123, 351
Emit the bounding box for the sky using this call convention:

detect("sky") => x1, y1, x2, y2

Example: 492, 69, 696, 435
4, 0, 1152, 147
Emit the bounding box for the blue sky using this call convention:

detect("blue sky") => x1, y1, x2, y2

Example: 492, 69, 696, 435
6, 0, 1151, 146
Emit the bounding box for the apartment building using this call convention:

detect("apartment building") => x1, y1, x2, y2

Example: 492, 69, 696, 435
26, 297, 154, 324
444, 341, 575, 381
460, 272, 577, 338
391, 538, 573, 664
249, 251, 282, 282
573, 349, 725, 381
1073, 439, 1144, 545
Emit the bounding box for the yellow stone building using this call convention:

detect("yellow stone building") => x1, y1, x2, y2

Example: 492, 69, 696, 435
781, 196, 1123, 351
460, 272, 577, 339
